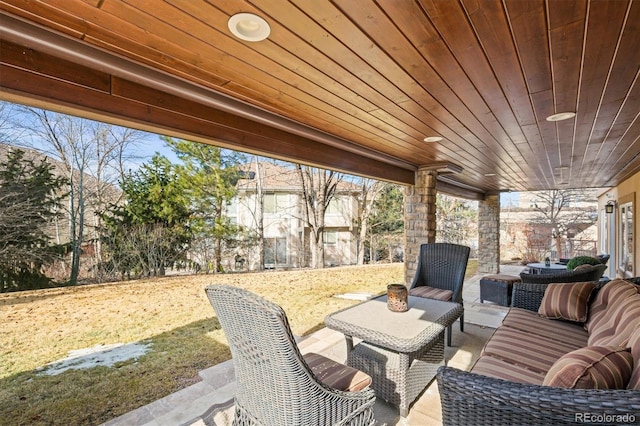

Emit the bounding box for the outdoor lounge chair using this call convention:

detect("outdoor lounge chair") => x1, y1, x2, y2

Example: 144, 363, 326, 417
408, 243, 470, 346
205, 285, 376, 426
520, 263, 607, 285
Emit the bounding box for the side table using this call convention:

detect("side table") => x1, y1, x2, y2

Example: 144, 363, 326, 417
479, 274, 521, 307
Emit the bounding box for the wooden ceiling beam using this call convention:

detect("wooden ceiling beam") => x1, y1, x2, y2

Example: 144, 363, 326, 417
0, 15, 420, 184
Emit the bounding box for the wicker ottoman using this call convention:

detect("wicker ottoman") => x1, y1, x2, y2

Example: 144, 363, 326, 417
479, 274, 521, 307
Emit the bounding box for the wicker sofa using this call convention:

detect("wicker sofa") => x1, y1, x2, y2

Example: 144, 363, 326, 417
437, 278, 640, 425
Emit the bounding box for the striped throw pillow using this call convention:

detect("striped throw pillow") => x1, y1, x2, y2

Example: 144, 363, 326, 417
586, 279, 638, 333
538, 282, 596, 323
588, 291, 640, 347
543, 346, 633, 389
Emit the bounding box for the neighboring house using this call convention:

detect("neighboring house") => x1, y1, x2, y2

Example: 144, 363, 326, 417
500, 189, 602, 262
226, 162, 360, 271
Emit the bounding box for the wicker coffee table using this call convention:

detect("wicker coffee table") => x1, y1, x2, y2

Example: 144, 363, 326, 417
324, 295, 463, 417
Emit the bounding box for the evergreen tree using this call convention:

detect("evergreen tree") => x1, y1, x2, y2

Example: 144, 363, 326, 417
101, 155, 191, 277
436, 194, 478, 245
368, 183, 404, 262
0, 148, 66, 291
165, 137, 245, 272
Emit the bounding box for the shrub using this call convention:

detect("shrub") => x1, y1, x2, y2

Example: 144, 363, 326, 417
566, 256, 601, 271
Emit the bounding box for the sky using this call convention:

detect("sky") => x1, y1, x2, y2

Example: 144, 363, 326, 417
3, 99, 522, 205
130, 132, 180, 165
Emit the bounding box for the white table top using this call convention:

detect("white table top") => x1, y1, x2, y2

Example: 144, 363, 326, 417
325, 295, 462, 352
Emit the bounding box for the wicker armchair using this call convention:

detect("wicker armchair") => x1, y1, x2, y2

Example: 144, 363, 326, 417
520, 263, 607, 286
205, 285, 376, 426
409, 243, 470, 346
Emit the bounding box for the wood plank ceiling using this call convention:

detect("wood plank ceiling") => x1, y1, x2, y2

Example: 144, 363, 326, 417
1, 0, 639, 197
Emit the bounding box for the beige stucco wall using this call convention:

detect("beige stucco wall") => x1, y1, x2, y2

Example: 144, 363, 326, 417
598, 170, 639, 278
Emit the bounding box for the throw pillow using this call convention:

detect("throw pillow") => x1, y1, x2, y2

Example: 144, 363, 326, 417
543, 346, 633, 389
588, 291, 640, 347
538, 282, 597, 323
585, 279, 638, 333
573, 264, 594, 272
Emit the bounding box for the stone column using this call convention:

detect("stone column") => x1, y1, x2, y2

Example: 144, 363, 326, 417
478, 194, 500, 274
404, 167, 437, 284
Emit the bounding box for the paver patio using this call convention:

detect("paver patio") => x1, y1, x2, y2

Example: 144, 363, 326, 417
104, 265, 524, 426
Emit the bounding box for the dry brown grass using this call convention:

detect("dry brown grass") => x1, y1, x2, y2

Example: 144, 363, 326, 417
0, 264, 405, 425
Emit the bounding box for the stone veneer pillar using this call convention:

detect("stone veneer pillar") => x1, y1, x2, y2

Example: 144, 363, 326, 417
478, 194, 500, 274
404, 168, 437, 284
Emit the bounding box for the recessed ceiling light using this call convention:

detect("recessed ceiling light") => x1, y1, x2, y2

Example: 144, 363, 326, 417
423, 136, 443, 143
546, 112, 576, 122
228, 13, 271, 42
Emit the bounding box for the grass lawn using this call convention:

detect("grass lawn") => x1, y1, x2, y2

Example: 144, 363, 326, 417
0, 261, 477, 425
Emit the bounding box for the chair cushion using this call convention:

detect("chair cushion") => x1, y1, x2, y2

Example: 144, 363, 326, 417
481, 274, 521, 284
627, 327, 640, 390
543, 346, 633, 389
586, 279, 638, 333
409, 286, 453, 301
538, 282, 596, 323
303, 352, 372, 392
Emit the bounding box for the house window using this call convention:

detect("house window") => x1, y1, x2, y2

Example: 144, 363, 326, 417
264, 193, 287, 213
264, 237, 287, 265
225, 198, 238, 225
326, 197, 341, 215
619, 194, 634, 277
324, 231, 337, 245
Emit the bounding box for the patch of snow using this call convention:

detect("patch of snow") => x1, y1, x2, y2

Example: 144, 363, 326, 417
39, 342, 151, 376
334, 292, 374, 301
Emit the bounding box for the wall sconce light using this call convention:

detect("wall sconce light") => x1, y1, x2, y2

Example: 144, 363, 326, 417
605, 201, 615, 214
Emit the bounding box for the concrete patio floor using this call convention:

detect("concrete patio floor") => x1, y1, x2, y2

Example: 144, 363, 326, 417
103, 264, 525, 426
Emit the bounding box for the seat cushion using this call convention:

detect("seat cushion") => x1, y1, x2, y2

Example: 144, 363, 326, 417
303, 352, 372, 392
501, 308, 588, 348
409, 286, 453, 301
543, 346, 633, 389
538, 281, 596, 323
586, 279, 638, 333
481, 326, 582, 374
471, 355, 545, 385
481, 274, 521, 284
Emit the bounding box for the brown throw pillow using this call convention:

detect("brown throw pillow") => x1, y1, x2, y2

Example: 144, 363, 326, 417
543, 346, 633, 389
538, 282, 596, 323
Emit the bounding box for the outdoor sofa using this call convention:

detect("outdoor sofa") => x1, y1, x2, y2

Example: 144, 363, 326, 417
437, 277, 640, 425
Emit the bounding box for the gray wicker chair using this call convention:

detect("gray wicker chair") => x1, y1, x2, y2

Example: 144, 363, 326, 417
409, 243, 470, 346
205, 285, 376, 426
519, 263, 607, 285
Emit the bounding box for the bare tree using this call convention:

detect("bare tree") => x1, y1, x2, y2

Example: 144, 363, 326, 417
297, 165, 343, 268
15, 107, 144, 284
233, 157, 268, 270
529, 189, 598, 259
353, 178, 384, 265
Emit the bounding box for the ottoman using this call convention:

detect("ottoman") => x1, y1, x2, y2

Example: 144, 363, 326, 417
479, 274, 521, 307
